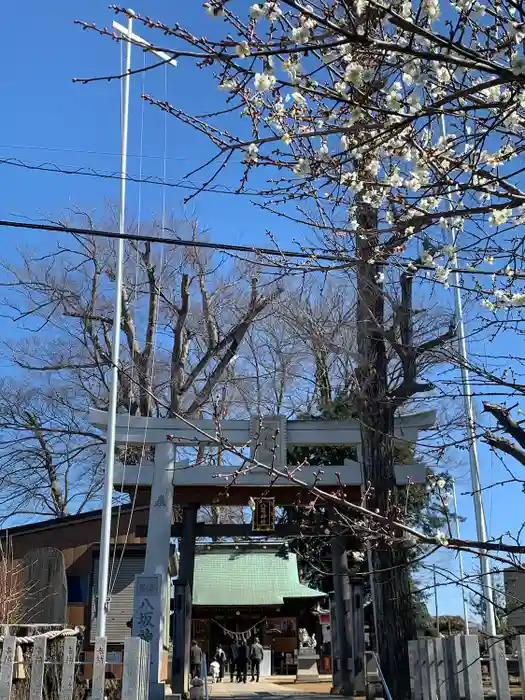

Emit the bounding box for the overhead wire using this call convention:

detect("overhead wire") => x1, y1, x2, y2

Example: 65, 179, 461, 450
0, 155, 244, 194
0, 142, 191, 161
0, 218, 521, 278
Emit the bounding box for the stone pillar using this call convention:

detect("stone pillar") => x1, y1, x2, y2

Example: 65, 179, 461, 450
142, 441, 175, 700
331, 535, 354, 695
171, 503, 198, 696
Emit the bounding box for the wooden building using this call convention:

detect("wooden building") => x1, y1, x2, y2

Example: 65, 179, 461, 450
0, 505, 175, 678
0, 509, 324, 677
190, 541, 325, 675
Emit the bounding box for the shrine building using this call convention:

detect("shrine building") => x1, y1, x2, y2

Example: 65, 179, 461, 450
190, 541, 326, 675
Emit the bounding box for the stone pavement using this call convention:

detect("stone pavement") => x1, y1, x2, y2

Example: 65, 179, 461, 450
206, 676, 335, 698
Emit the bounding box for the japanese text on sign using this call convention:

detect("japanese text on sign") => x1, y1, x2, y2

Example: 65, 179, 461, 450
133, 575, 161, 645
252, 497, 276, 532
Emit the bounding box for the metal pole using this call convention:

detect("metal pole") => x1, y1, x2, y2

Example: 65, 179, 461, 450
433, 566, 439, 635
96, 14, 133, 638
439, 114, 497, 639
452, 479, 470, 635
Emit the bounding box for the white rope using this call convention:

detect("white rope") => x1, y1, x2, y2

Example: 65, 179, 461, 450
212, 617, 267, 641
0, 626, 83, 645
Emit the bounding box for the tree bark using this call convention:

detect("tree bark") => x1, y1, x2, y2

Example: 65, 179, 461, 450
355, 202, 416, 700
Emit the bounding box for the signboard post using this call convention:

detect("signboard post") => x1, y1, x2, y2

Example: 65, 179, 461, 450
133, 574, 163, 699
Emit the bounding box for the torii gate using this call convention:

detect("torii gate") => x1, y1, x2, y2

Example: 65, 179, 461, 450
90, 409, 435, 699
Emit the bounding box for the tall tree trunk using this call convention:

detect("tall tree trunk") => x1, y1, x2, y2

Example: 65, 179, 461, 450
355, 202, 416, 700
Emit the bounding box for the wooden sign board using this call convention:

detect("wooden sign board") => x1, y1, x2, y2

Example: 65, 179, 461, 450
252, 497, 276, 532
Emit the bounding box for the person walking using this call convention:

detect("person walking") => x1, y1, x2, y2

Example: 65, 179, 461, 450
190, 640, 203, 679
236, 640, 249, 683
215, 644, 226, 682
250, 637, 264, 682
229, 642, 238, 682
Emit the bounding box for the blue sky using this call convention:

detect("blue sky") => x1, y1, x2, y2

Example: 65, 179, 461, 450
2, 0, 523, 620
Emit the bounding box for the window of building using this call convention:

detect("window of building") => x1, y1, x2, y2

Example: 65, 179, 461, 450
67, 575, 89, 604
135, 525, 148, 538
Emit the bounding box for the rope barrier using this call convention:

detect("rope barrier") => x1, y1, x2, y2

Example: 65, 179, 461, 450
0, 626, 83, 645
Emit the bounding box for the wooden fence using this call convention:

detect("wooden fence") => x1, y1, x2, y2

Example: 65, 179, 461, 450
0, 634, 150, 700
408, 634, 525, 700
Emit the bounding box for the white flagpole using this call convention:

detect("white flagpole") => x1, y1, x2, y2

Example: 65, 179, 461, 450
96, 13, 133, 638
438, 113, 497, 640
452, 479, 470, 634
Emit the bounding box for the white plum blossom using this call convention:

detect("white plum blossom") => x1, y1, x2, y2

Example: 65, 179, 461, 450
265, 2, 282, 20
291, 91, 307, 105
244, 143, 259, 163
435, 265, 451, 285
344, 63, 365, 87
204, 2, 225, 17
293, 157, 311, 175
511, 53, 525, 75
401, 0, 412, 17
281, 133, 292, 145
509, 23, 525, 43
484, 290, 525, 309
282, 57, 302, 84
235, 42, 250, 58
422, 0, 440, 20
436, 478, 446, 489
366, 159, 380, 176
249, 3, 265, 20
292, 25, 311, 43
387, 168, 403, 188
351, 551, 366, 563
317, 143, 330, 161
489, 208, 512, 226
482, 84, 501, 102
254, 73, 276, 92
435, 531, 449, 546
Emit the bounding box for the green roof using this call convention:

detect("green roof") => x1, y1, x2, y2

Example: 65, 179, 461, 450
192, 544, 325, 607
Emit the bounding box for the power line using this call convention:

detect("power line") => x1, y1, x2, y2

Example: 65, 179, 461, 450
0, 143, 193, 161
0, 156, 242, 195
0, 218, 520, 278
0, 218, 349, 263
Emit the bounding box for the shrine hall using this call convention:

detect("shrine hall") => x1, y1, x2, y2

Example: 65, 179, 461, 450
189, 541, 327, 676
